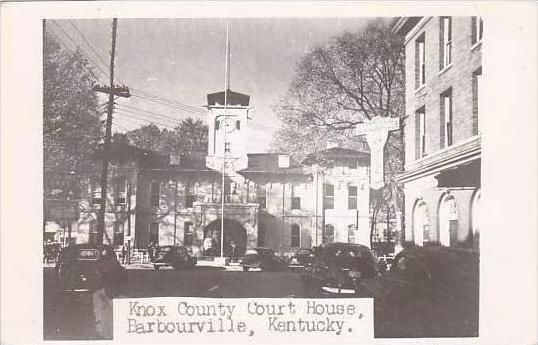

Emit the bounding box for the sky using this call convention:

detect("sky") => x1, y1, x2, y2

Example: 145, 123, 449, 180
47, 18, 374, 152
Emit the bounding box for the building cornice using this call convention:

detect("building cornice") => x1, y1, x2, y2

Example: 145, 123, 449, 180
397, 136, 481, 183
400, 17, 433, 46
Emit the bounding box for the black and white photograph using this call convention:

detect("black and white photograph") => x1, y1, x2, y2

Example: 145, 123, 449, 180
41, 15, 482, 340
1, 2, 537, 345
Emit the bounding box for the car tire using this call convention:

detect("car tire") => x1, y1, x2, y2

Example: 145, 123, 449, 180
243, 267, 249, 272
154, 265, 160, 271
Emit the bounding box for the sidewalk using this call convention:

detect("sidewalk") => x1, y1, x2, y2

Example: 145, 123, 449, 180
43, 259, 247, 271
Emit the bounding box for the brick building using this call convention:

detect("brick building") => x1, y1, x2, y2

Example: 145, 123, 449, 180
393, 16, 483, 250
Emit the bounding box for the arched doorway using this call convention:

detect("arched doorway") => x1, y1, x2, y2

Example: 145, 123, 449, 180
203, 219, 247, 257
413, 200, 430, 246
439, 194, 459, 247
471, 190, 481, 250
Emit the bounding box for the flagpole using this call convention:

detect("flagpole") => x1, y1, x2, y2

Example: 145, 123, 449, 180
220, 21, 229, 259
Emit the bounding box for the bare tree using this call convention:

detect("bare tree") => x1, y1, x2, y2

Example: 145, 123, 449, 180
274, 19, 406, 249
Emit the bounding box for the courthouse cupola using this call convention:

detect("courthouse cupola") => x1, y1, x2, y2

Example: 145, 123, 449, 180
205, 89, 252, 172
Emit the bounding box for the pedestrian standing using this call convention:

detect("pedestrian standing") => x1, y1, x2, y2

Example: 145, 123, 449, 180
148, 241, 156, 262
203, 236, 212, 256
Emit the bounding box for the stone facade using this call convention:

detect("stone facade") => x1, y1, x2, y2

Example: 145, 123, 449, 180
394, 16, 482, 251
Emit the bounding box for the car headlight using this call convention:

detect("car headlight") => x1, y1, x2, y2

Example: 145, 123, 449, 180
348, 270, 361, 279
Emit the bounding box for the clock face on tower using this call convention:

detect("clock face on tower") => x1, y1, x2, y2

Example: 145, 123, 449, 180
222, 117, 236, 133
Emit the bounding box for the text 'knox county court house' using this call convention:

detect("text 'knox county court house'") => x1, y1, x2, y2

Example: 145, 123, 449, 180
45, 89, 373, 257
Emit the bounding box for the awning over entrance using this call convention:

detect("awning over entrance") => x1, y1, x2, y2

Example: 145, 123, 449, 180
435, 160, 481, 188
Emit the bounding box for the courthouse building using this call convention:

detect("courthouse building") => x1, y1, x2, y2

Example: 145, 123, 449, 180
47, 89, 373, 257
132, 89, 372, 256
393, 16, 483, 250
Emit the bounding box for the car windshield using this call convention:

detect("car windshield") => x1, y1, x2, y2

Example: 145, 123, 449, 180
77, 249, 99, 260
245, 249, 258, 255
159, 247, 172, 252
324, 247, 370, 266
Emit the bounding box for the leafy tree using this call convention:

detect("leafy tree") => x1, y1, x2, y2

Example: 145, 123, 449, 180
125, 118, 208, 157
125, 123, 163, 153
43, 32, 102, 182
274, 19, 406, 248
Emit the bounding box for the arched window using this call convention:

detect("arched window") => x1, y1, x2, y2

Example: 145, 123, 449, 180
471, 190, 481, 250
323, 224, 335, 243
439, 194, 459, 246
290, 224, 300, 247
413, 200, 430, 246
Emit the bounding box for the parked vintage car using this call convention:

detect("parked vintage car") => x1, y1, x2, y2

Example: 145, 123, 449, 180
287, 248, 314, 267
302, 242, 378, 295
370, 246, 479, 338
152, 245, 197, 270
241, 247, 287, 271
56, 244, 127, 293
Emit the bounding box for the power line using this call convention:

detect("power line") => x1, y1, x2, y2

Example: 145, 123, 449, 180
47, 25, 109, 84
68, 20, 110, 72
114, 109, 177, 129
130, 88, 205, 114
115, 104, 186, 124
130, 92, 205, 115
49, 20, 207, 119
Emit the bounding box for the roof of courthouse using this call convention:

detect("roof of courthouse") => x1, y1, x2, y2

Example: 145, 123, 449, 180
238, 153, 306, 176
207, 89, 250, 107
302, 147, 370, 165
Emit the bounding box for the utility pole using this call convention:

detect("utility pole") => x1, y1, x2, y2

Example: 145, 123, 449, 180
94, 18, 130, 245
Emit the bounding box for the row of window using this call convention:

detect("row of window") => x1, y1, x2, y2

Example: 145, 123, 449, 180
415, 68, 482, 159
415, 16, 483, 89
323, 184, 359, 210
88, 220, 125, 246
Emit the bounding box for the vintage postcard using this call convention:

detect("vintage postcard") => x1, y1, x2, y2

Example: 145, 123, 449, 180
0, 1, 537, 345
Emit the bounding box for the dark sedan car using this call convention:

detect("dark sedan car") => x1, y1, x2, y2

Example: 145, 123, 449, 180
241, 247, 287, 271
152, 245, 196, 270
370, 246, 479, 338
56, 244, 126, 293
302, 242, 378, 295
287, 248, 314, 267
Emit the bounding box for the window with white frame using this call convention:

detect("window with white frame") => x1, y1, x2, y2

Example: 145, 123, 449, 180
440, 17, 452, 69
348, 185, 358, 210
441, 88, 453, 148
415, 107, 426, 158
323, 183, 334, 210
291, 224, 300, 247
150, 182, 160, 206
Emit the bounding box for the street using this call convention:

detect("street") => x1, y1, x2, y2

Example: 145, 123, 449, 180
44, 264, 478, 340
43, 267, 332, 340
